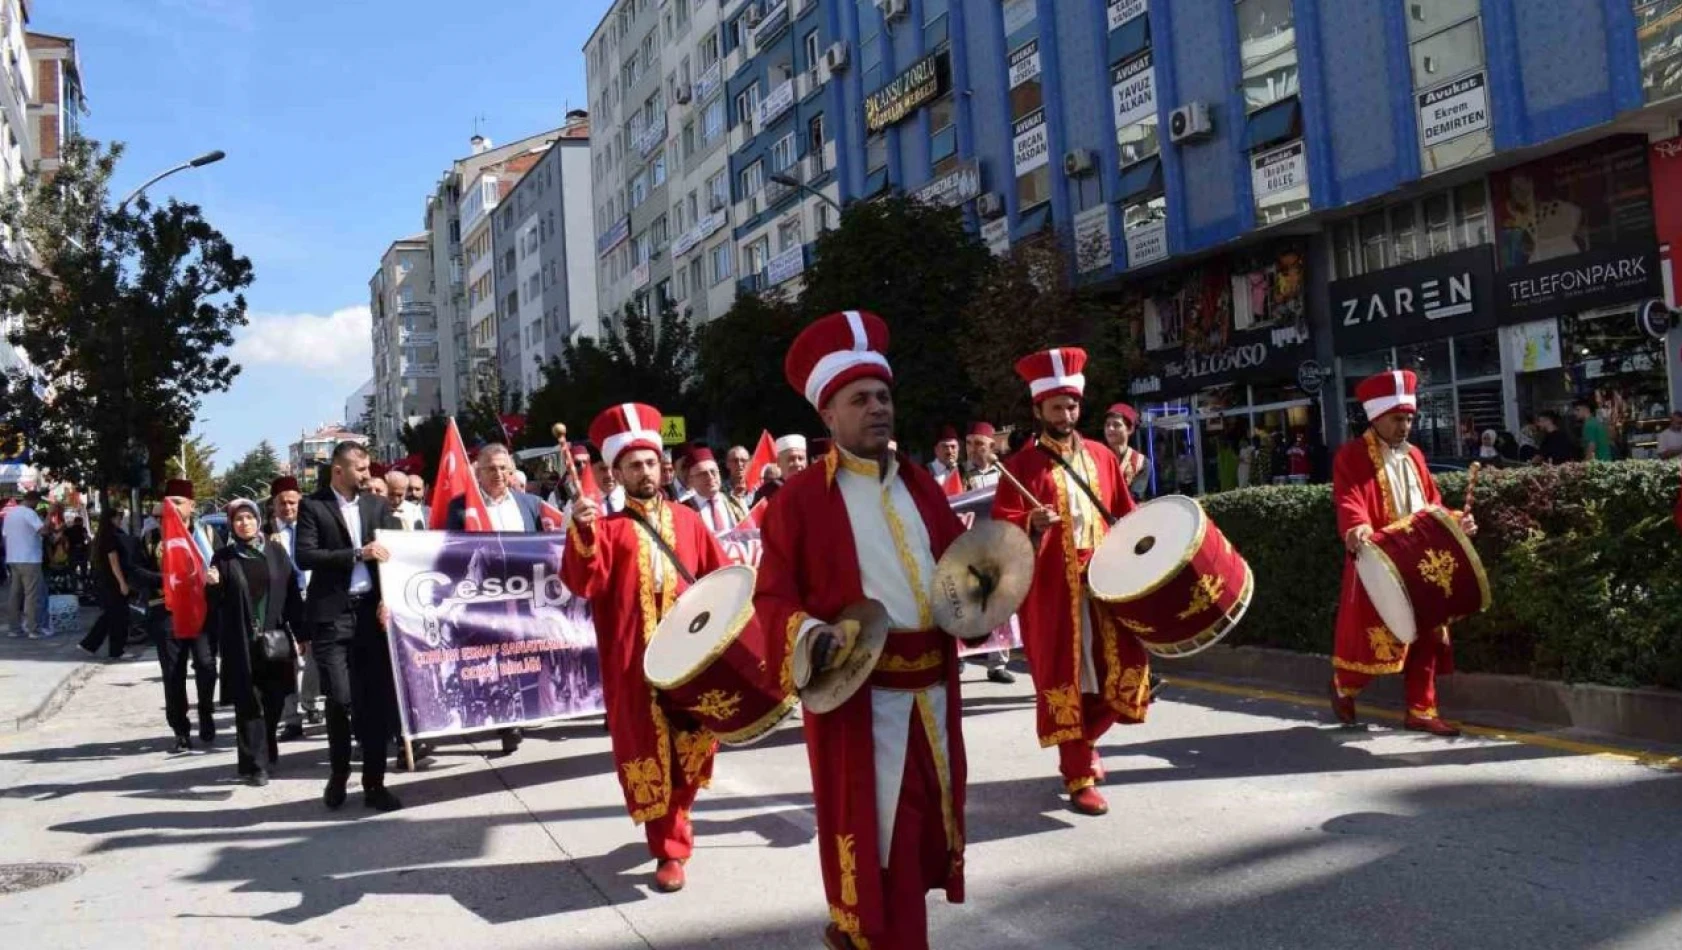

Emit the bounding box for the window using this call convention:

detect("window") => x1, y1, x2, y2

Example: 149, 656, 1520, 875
1329, 181, 1492, 277
707, 169, 729, 210
929, 95, 957, 163
866, 133, 887, 172
736, 87, 759, 131
682, 121, 696, 158
804, 30, 822, 84
700, 30, 720, 68
1409, 2, 1490, 172
1410, 18, 1484, 81
739, 160, 765, 201
1423, 192, 1453, 255
778, 218, 803, 252
689, 259, 704, 298
1455, 181, 1489, 247
745, 237, 770, 278
771, 133, 797, 171
703, 97, 727, 142
710, 241, 733, 285
652, 214, 669, 250
652, 150, 667, 187
1236, 0, 1298, 111
1118, 111, 1160, 167
630, 170, 649, 208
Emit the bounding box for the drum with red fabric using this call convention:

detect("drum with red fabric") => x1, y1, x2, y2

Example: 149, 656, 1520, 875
643, 565, 796, 745
1086, 495, 1254, 658
1354, 506, 1489, 644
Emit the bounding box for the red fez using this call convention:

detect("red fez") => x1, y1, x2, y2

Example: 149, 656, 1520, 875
1015, 347, 1089, 403
164, 478, 194, 500
369, 462, 390, 478
687, 446, 717, 466
967, 422, 996, 438
588, 404, 664, 468
569, 442, 591, 461
785, 310, 893, 408
936, 425, 959, 444
1355, 370, 1419, 420
1105, 403, 1139, 426
269, 476, 300, 496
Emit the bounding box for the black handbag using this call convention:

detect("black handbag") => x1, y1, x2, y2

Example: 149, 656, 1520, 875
252, 628, 291, 664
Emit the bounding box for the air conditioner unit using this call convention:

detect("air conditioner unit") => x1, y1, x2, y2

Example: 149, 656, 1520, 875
1168, 102, 1214, 143
675, 83, 692, 105
876, 0, 909, 21
825, 42, 850, 73
977, 192, 1005, 219
1063, 149, 1097, 177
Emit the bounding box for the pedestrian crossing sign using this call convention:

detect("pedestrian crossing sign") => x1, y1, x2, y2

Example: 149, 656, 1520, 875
661, 416, 687, 446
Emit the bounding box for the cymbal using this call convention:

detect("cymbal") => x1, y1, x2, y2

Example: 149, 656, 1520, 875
931, 520, 1035, 639
796, 599, 890, 715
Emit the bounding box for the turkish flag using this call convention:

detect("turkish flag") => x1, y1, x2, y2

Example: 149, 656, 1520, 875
740, 498, 768, 529
941, 468, 963, 497
160, 502, 208, 639
744, 430, 776, 494
573, 452, 604, 504
430, 418, 492, 531
538, 497, 568, 532
498, 413, 527, 442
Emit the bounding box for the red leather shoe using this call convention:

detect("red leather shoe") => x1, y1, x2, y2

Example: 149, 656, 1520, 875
1069, 785, 1110, 816
1090, 750, 1107, 785
1329, 679, 1358, 726
653, 858, 686, 893
1404, 715, 1462, 737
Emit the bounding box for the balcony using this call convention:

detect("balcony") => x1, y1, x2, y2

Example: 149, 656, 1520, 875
694, 59, 724, 102
752, 1, 791, 45
728, 114, 758, 153
735, 192, 763, 223
756, 79, 795, 130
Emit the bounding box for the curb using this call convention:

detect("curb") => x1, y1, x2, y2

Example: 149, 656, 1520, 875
7, 654, 101, 734
1170, 644, 1682, 746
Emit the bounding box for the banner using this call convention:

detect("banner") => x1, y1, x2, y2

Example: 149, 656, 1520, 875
380, 486, 1020, 739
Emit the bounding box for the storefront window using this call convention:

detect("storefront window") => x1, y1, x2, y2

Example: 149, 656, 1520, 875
1332, 181, 1490, 277
1513, 307, 1670, 457
1398, 338, 1453, 388
1453, 329, 1501, 379
1342, 331, 1509, 458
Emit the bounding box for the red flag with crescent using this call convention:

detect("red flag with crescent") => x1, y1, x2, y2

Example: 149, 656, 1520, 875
160, 502, 208, 639
430, 418, 492, 531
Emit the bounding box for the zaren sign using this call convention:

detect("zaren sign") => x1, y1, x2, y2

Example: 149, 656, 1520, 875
1498, 241, 1663, 322
865, 53, 945, 133
1328, 245, 1498, 354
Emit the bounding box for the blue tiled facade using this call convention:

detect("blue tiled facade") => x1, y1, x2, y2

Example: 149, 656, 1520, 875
723, 0, 1682, 473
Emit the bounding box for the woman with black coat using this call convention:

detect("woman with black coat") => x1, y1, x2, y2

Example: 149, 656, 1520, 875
77, 507, 135, 659
209, 499, 304, 786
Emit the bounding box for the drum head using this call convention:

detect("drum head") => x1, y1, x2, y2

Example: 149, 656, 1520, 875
1088, 495, 1205, 602
644, 565, 757, 688
1354, 545, 1418, 644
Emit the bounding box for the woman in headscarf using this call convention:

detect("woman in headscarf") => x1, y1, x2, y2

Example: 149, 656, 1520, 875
210, 498, 304, 786
1478, 429, 1501, 460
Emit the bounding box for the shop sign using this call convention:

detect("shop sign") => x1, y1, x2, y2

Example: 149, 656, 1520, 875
1498, 241, 1663, 322
1112, 51, 1156, 132
1013, 109, 1050, 176
694, 59, 724, 102
865, 53, 944, 133
1491, 135, 1653, 269
765, 244, 806, 287
633, 115, 667, 158
1251, 140, 1306, 200
597, 216, 630, 257
1296, 360, 1329, 395
1008, 40, 1041, 91
911, 159, 981, 208
982, 217, 1011, 257
1417, 72, 1490, 150
1002, 0, 1035, 36
1329, 245, 1498, 354
1125, 219, 1167, 268
1108, 0, 1147, 32
757, 79, 795, 128
1074, 205, 1112, 274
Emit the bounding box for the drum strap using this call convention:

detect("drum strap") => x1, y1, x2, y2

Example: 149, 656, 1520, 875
621, 507, 699, 585
1036, 444, 1118, 527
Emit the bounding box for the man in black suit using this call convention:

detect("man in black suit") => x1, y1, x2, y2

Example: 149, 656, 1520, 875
295, 440, 403, 812
446, 443, 542, 532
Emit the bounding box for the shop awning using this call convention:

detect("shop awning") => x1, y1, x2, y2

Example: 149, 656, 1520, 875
1242, 97, 1302, 152
1117, 156, 1163, 203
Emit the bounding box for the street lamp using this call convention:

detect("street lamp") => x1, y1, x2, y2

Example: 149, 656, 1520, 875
117, 149, 226, 209
769, 173, 843, 215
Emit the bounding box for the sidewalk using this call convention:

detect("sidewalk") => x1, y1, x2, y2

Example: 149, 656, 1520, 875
0, 603, 115, 732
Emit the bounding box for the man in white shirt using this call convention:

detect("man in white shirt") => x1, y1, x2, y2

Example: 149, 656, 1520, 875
3, 491, 48, 638
385, 471, 425, 531
449, 444, 541, 533
270, 476, 322, 740
682, 447, 746, 533
1658, 411, 1682, 460
726, 444, 753, 501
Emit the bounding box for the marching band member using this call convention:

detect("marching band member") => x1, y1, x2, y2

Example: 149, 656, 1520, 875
1103, 403, 1150, 499
1330, 371, 1477, 736
756, 310, 974, 950
992, 348, 1148, 816
561, 403, 730, 894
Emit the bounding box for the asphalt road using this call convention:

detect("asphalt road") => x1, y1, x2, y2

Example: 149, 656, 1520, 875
2, 652, 1678, 950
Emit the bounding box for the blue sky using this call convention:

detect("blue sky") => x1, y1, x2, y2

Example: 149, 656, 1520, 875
52, 0, 608, 471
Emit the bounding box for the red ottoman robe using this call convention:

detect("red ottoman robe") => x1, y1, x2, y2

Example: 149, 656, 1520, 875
561, 497, 728, 857
755, 447, 970, 948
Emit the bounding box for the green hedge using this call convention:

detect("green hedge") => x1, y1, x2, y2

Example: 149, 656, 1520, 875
1199, 460, 1682, 690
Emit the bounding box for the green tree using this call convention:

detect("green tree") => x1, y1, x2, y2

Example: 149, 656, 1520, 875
0, 138, 253, 492
163, 434, 219, 505
694, 291, 813, 445
524, 299, 698, 446
400, 413, 450, 485
218, 439, 281, 501
798, 195, 993, 448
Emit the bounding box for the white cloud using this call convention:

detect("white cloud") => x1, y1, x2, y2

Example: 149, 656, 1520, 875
232, 305, 372, 384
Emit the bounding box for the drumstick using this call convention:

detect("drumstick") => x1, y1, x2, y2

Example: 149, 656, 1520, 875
1462, 461, 1482, 516
995, 463, 1048, 512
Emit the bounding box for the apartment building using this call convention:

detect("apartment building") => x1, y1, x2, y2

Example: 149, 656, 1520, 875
422, 129, 565, 414
368, 234, 441, 459
23, 28, 81, 174
489, 112, 596, 398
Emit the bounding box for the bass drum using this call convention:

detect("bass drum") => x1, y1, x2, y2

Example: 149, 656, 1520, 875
1354, 506, 1490, 644
1087, 495, 1253, 658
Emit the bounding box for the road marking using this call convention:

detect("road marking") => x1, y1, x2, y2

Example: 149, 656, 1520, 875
1163, 675, 1682, 771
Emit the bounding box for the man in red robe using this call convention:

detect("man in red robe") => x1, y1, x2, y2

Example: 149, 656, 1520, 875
756, 310, 974, 950
992, 347, 1149, 816
561, 402, 729, 893
1330, 370, 1477, 736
